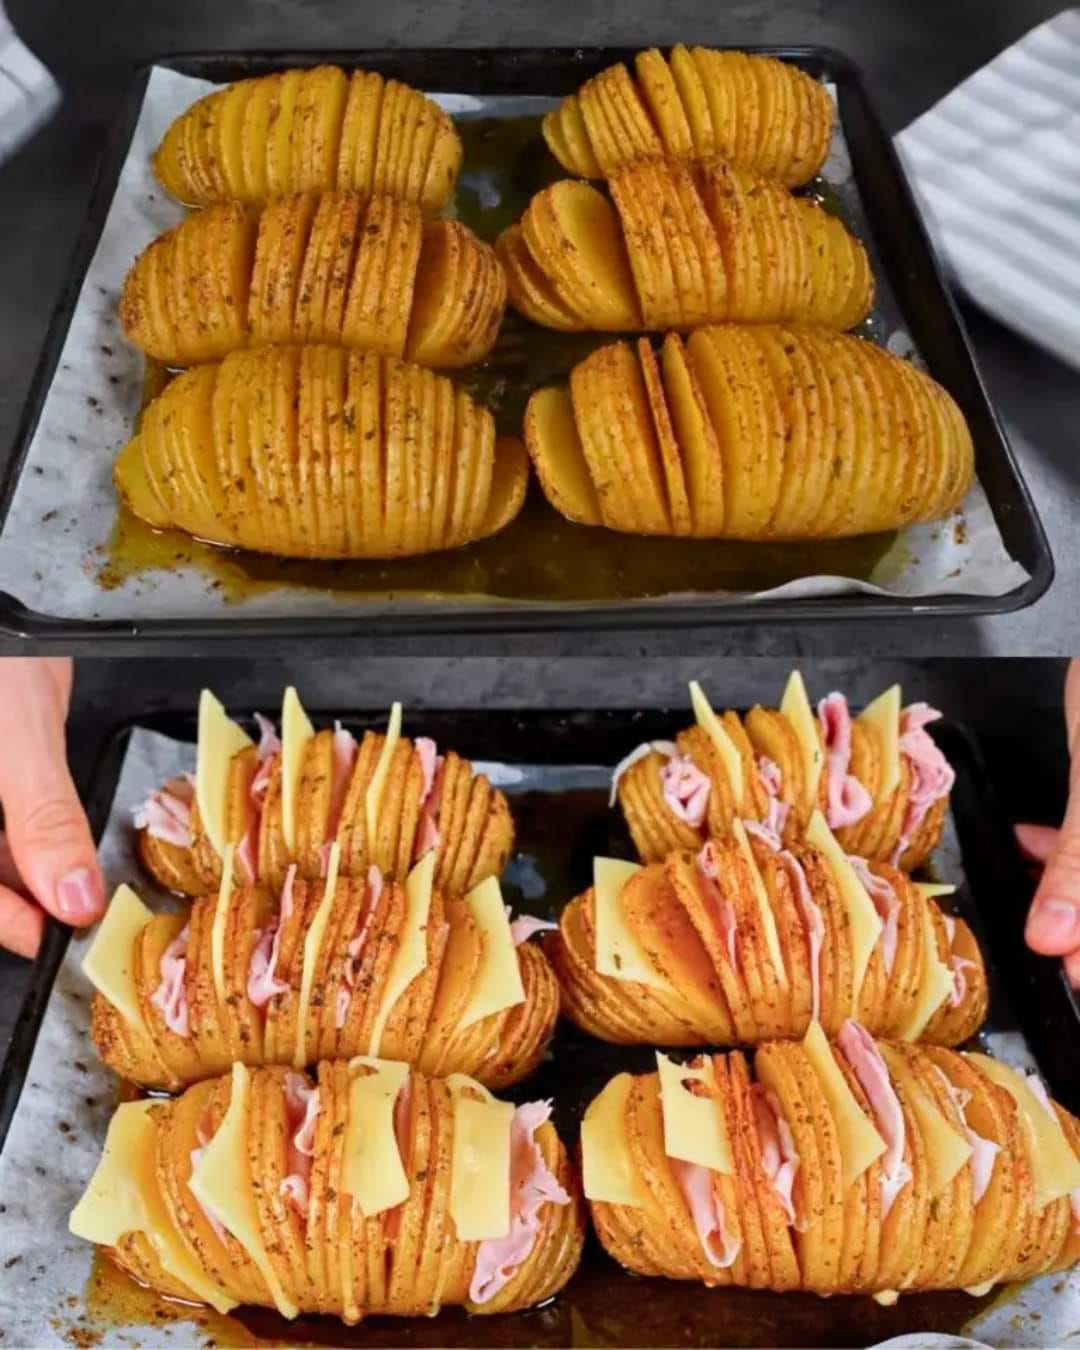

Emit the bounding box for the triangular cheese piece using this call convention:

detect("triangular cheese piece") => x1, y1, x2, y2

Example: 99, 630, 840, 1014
280, 686, 314, 855
805, 811, 883, 1004
593, 857, 675, 992
365, 702, 403, 845
656, 1051, 732, 1173
731, 818, 788, 987
802, 1019, 886, 1190
343, 1057, 411, 1216
855, 685, 902, 801
368, 847, 434, 1056
294, 841, 341, 1068
913, 883, 956, 901
898, 901, 954, 1042
458, 877, 526, 1031
447, 1074, 514, 1241
81, 884, 153, 1032
196, 690, 253, 858
689, 680, 743, 803
189, 1063, 299, 1318
581, 1073, 650, 1207
210, 843, 235, 1012
70, 1100, 236, 1314
879, 1046, 971, 1197
780, 669, 824, 804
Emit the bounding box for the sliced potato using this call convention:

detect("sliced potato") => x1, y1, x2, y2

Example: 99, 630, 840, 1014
524, 385, 603, 525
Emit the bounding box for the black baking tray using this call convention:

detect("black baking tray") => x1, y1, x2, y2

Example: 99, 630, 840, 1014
0, 44, 1053, 640
0, 706, 1076, 1347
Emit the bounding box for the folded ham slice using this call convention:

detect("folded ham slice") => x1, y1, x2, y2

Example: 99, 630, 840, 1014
238, 713, 282, 883
469, 1100, 571, 1303
749, 1084, 801, 1227
743, 822, 824, 1021
247, 865, 297, 1009
661, 753, 711, 829
818, 694, 873, 830
697, 842, 738, 969
670, 1158, 741, 1268
940, 915, 977, 1007
509, 914, 558, 945
150, 923, 190, 1037
280, 1073, 320, 1219
756, 756, 790, 839
848, 856, 900, 974
891, 704, 955, 865
334, 866, 384, 1030
930, 1065, 999, 1205
837, 1019, 912, 1216
413, 736, 445, 862
133, 774, 195, 849
609, 740, 678, 806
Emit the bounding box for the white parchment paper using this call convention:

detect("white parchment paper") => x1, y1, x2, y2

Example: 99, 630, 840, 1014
0, 66, 1029, 625
0, 723, 1076, 1346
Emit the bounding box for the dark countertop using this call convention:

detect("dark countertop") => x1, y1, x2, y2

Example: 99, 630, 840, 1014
0, 654, 1072, 1060
0, 0, 1077, 656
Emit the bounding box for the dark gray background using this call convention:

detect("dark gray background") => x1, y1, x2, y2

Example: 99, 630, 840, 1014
0, 0, 1077, 655
0, 654, 1071, 1056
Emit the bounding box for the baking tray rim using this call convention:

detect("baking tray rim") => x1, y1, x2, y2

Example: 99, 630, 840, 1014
0, 44, 1054, 639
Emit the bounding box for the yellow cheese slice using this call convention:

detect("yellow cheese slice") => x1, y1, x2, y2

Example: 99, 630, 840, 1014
805, 811, 883, 1004
368, 847, 434, 1056
342, 1057, 411, 1216
70, 1100, 236, 1314
458, 876, 526, 1031
210, 843, 235, 1013
780, 669, 824, 804
447, 1074, 514, 1241
855, 684, 902, 801
81, 884, 153, 1032
656, 1051, 732, 1173
898, 902, 955, 1042
879, 1046, 971, 1197
967, 1054, 1080, 1211
293, 841, 341, 1068
731, 818, 788, 988
688, 680, 743, 803
581, 1073, 650, 1207
914, 883, 957, 901
365, 701, 403, 845
280, 686, 314, 855
196, 689, 254, 859
189, 1063, 299, 1319
593, 856, 675, 992
802, 1019, 886, 1190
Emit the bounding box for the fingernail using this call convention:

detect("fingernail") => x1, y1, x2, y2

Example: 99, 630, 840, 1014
56, 867, 104, 922
1028, 898, 1080, 946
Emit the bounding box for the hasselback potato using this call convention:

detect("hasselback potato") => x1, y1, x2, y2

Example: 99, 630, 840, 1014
544, 46, 834, 187
615, 676, 953, 870
119, 195, 505, 369
114, 346, 528, 558
583, 1031, 1080, 1297
71, 1061, 583, 1320
153, 66, 461, 212
135, 707, 513, 898
550, 837, 986, 1048
524, 327, 974, 539
498, 160, 872, 332
88, 862, 557, 1091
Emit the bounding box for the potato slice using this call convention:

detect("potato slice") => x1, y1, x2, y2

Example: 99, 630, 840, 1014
292, 66, 348, 191
337, 69, 383, 196
541, 96, 602, 178
265, 69, 304, 197
634, 48, 692, 159
408, 220, 462, 359
475, 435, 528, 542
372, 78, 407, 198
661, 332, 724, 535
446, 387, 478, 547
296, 344, 328, 557
420, 107, 463, 216
637, 338, 692, 535
576, 71, 624, 177
609, 162, 679, 330
669, 43, 715, 158
804, 329, 858, 537
523, 385, 601, 525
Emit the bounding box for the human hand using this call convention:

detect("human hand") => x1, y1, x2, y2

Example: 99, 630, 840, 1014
0, 659, 104, 957
1018, 658, 1080, 987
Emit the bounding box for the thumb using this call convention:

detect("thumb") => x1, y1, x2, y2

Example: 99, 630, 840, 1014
1025, 771, 1080, 956
0, 661, 103, 927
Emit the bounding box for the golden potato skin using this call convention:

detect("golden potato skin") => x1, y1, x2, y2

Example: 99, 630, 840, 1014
98, 1064, 583, 1321
114, 345, 527, 558
500, 159, 873, 332
524, 327, 974, 540
119, 194, 505, 369
153, 65, 461, 213
588, 1042, 1079, 1297
544, 45, 834, 186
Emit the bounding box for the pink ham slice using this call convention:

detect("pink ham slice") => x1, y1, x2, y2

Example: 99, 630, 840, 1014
609, 740, 678, 807
238, 713, 282, 883
470, 1101, 572, 1303
247, 865, 297, 1009
670, 1158, 740, 1268
696, 842, 738, 969
661, 754, 711, 829
837, 1020, 912, 1216
334, 866, 383, 1030
848, 856, 900, 974
930, 1065, 1000, 1205
743, 821, 824, 1022
279, 1072, 320, 1219
749, 1084, 801, 1227
818, 693, 873, 830
756, 756, 790, 839
133, 774, 195, 849
940, 915, 976, 1007
509, 914, 558, 945
891, 704, 955, 865
150, 923, 191, 1037
317, 722, 359, 876
412, 737, 446, 862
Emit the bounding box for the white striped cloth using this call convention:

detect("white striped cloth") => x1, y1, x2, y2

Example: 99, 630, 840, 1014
897, 8, 1080, 372
0, 1, 57, 161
